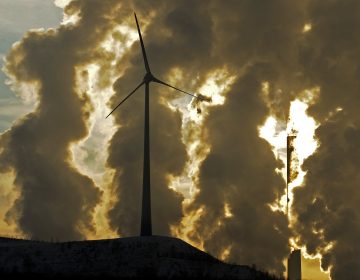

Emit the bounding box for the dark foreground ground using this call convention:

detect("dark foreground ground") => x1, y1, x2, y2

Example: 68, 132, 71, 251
0, 236, 282, 279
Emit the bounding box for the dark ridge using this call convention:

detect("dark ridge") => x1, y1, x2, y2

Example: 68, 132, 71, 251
0, 236, 283, 279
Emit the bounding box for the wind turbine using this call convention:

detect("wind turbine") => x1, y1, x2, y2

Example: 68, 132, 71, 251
106, 13, 208, 236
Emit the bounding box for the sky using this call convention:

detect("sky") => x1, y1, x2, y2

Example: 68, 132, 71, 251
1, 1, 359, 280
0, 0, 63, 132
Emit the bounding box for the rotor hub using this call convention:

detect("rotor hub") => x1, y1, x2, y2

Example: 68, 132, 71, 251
143, 72, 154, 83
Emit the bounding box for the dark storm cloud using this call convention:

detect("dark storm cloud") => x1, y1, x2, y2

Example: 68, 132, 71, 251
106, 1, 214, 236
0, 0, 123, 240
292, 1, 360, 279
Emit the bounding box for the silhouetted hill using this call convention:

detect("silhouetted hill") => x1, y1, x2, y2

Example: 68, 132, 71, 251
0, 236, 282, 279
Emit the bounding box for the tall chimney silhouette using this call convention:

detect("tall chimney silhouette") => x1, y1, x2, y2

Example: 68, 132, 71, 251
286, 135, 296, 216
288, 249, 302, 280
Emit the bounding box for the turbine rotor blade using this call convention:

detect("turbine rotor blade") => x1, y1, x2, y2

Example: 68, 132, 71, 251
134, 13, 151, 73
152, 77, 209, 101
106, 81, 145, 118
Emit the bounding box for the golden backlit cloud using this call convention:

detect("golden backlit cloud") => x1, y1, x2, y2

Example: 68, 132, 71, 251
258, 86, 331, 279
0, 0, 125, 240
259, 88, 319, 214
0, 170, 22, 237
1, 1, 360, 279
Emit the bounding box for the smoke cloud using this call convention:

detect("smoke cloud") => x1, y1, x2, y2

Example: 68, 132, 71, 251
187, 68, 290, 274
292, 1, 360, 279
177, 0, 308, 275
0, 0, 125, 240
106, 1, 214, 236
1, 0, 359, 278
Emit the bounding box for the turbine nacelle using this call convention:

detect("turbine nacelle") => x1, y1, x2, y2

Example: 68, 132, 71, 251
106, 13, 209, 120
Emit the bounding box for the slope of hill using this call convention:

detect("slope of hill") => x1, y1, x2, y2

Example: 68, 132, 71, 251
0, 236, 281, 279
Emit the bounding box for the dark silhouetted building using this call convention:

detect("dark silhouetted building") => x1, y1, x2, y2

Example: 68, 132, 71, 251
288, 249, 301, 280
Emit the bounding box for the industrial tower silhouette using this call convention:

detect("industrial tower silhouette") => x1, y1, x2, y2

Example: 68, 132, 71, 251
107, 13, 207, 236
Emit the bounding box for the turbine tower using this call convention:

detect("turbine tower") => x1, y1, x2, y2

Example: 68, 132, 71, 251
107, 13, 208, 236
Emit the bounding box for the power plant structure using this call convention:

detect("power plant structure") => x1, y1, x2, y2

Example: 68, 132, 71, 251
106, 13, 207, 236
286, 134, 296, 217
286, 133, 302, 280
288, 249, 302, 280
107, 12, 303, 278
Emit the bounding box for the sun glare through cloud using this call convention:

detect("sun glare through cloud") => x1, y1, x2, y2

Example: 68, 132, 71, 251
168, 68, 236, 199
302, 23, 312, 33
70, 63, 118, 239
168, 69, 236, 247
259, 86, 320, 214
1, 1, 359, 278
69, 25, 139, 239
258, 85, 333, 279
